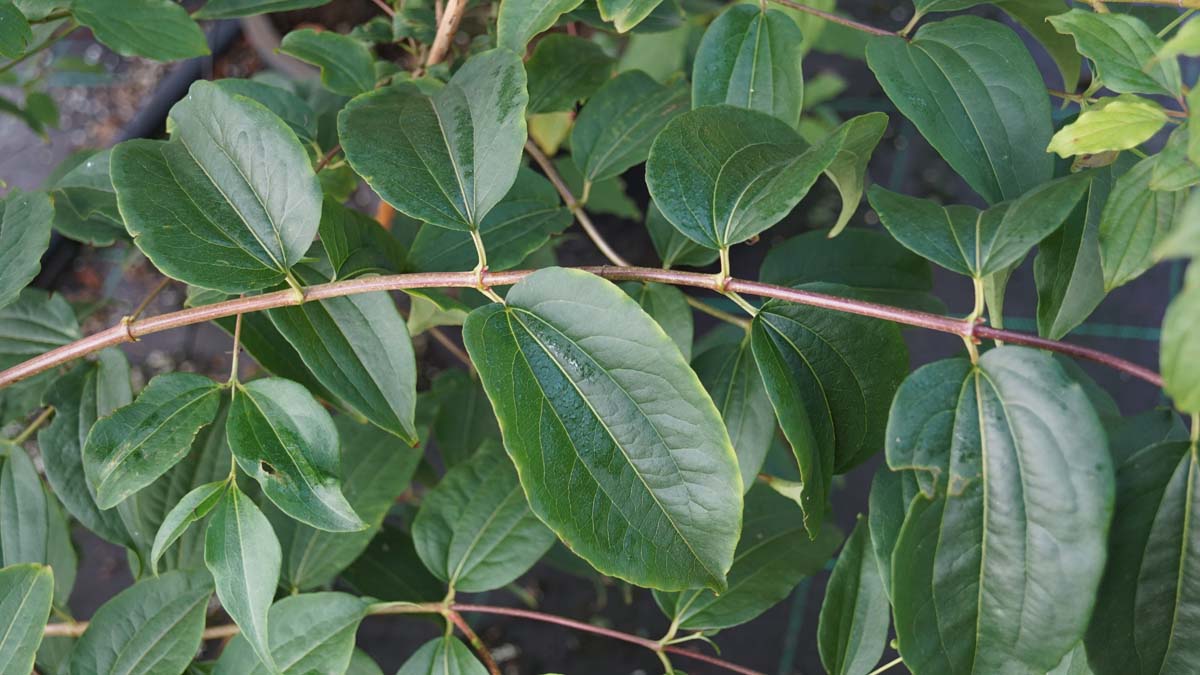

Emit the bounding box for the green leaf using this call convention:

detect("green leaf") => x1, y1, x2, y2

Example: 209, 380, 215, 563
463, 267, 742, 591
0, 564, 52, 674
407, 168, 571, 274
150, 481, 227, 574
214, 79, 318, 144
571, 70, 688, 184
72, 0, 209, 60
497, 0, 585, 51
869, 173, 1091, 279
646, 105, 840, 250
867, 16, 1054, 204
228, 378, 366, 532
1157, 15, 1200, 60
413, 446, 555, 592
887, 348, 1113, 673
1105, 407, 1188, 467
818, 517, 890, 675
597, 0, 665, 32
267, 265, 418, 443
339, 49, 528, 232
347, 649, 384, 675
692, 5, 804, 127
204, 485, 280, 672
759, 227, 941, 313
1035, 168, 1112, 339
47, 149, 128, 247
1049, 9, 1181, 97
196, 0, 331, 19
69, 570, 212, 675
341, 523, 446, 603
645, 201, 718, 269
525, 34, 613, 114
82, 372, 222, 510
279, 29, 375, 97
272, 418, 421, 592
397, 637, 487, 675
0, 443, 48, 568
38, 350, 134, 548
992, 0, 1083, 91
1149, 127, 1200, 192
430, 369, 500, 468
1047, 96, 1168, 158
821, 112, 887, 236
213, 592, 367, 674
1156, 187, 1200, 260
693, 338, 774, 492
866, 465, 920, 600
654, 486, 840, 631
1084, 441, 1200, 675
1162, 287, 1200, 413
620, 282, 692, 361
0, 190, 50, 311
1099, 155, 1186, 290
751, 288, 908, 535
0, 1, 31, 59
554, 156, 640, 220
317, 200, 405, 279
0, 289, 79, 372
111, 80, 323, 293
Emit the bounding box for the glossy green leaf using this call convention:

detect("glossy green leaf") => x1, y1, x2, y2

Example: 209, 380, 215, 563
1162, 286, 1200, 413
867, 16, 1053, 203
407, 168, 571, 273
47, 149, 127, 247
1034, 168, 1111, 339
82, 373, 221, 510
751, 288, 908, 534
112, 80, 323, 293
347, 649, 384, 675
645, 201, 717, 269
150, 481, 227, 574
692, 5, 804, 127
38, 350, 133, 548
1084, 441, 1200, 675
0, 190, 51, 310
204, 485, 280, 672
341, 523, 446, 602
646, 105, 840, 250
869, 173, 1091, 279
72, 0, 209, 61
0, 564, 52, 674
69, 570, 212, 675
413, 446, 555, 592
570, 70, 689, 184
397, 637, 487, 675
1150, 127, 1200, 192
654, 486, 840, 631
117, 388, 234, 575
693, 338, 774, 492
228, 378, 365, 532
431, 369, 500, 468
1155, 183, 1200, 261
497, 0, 585, 51
196, 0, 332, 19
214, 592, 367, 675
525, 34, 613, 114
866, 464, 920, 600
822, 112, 887, 236
0, 442, 49, 569
317, 200, 405, 279
0, 1, 30, 59
279, 29, 375, 97
1099, 155, 1186, 290
621, 282, 692, 361
267, 265, 418, 443
0, 289, 79, 371
1047, 96, 1168, 158
339, 49, 528, 232
992, 0, 1082, 91
887, 348, 1113, 674
597, 0, 665, 32
215, 78, 318, 144
463, 267, 742, 591
1049, 9, 1181, 97
818, 518, 889, 675
759, 227, 941, 313
272, 418, 421, 592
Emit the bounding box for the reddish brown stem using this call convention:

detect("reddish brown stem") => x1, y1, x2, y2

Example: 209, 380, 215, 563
368, 0, 396, 17
314, 143, 342, 173
767, 0, 898, 37
0, 267, 1163, 389
446, 610, 501, 675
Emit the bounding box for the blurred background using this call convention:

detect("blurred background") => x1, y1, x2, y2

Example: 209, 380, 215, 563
0, 1, 1189, 673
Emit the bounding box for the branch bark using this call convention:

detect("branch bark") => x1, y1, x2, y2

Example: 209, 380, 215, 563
425, 0, 467, 67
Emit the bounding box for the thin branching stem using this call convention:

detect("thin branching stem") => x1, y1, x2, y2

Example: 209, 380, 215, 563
445, 610, 501, 675
11, 407, 53, 444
